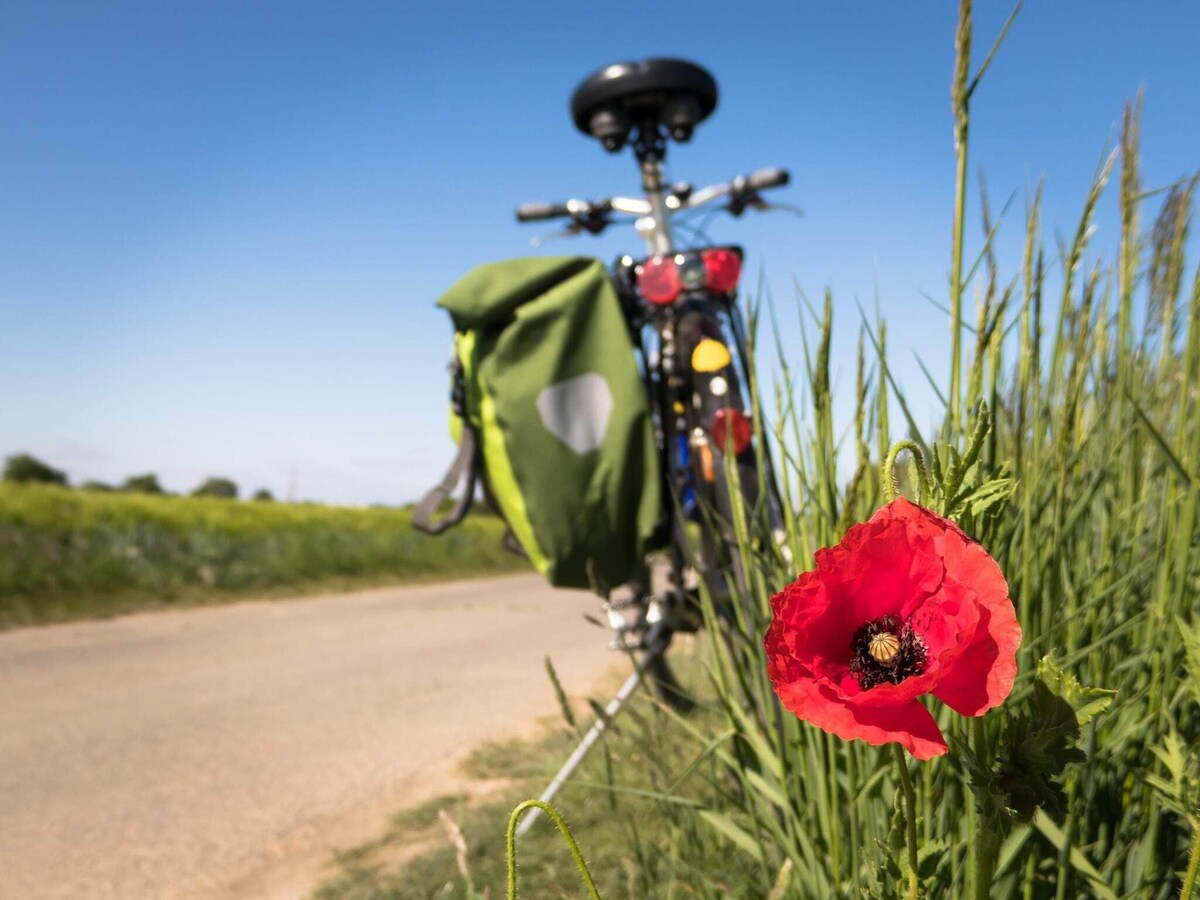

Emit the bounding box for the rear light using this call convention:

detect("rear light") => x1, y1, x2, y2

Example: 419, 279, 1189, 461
711, 407, 752, 455
703, 248, 741, 293
638, 256, 681, 305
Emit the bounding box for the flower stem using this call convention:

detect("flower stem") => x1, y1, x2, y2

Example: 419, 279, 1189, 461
507, 800, 601, 900
1181, 825, 1200, 899
969, 719, 1001, 900
893, 744, 921, 900
971, 821, 1002, 900
882, 440, 932, 506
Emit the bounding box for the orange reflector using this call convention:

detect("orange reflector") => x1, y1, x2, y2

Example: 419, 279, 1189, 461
699, 443, 716, 483
691, 339, 732, 373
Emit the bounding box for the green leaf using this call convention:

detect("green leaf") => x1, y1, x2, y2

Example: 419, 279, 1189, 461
915, 837, 951, 882
995, 825, 1033, 879
1127, 389, 1198, 486
1146, 729, 1200, 828
722, 700, 785, 783
976, 656, 1114, 826
697, 809, 764, 863
1150, 730, 1188, 786
1032, 810, 1118, 900
989, 685, 1080, 823
744, 768, 789, 813
950, 476, 1015, 517
885, 788, 906, 880
1177, 616, 1200, 705
1036, 653, 1118, 726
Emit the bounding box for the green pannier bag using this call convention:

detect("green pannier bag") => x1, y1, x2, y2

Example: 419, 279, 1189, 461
412, 256, 662, 593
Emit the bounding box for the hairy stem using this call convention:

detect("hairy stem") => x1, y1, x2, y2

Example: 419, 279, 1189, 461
1181, 825, 1200, 899
507, 800, 601, 900
883, 440, 933, 506
894, 744, 921, 900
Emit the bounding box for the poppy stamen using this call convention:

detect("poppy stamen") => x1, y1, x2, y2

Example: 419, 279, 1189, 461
849, 615, 927, 689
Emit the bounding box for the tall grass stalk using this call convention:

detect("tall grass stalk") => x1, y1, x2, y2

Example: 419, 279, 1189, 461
588, 1, 1200, 896
947, 0, 970, 438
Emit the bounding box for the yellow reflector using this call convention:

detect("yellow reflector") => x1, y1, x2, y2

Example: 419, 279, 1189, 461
691, 338, 732, 373
673, 401, 686, 414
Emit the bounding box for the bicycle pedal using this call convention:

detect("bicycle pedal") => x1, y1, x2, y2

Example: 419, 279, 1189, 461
608, 632, 647, 652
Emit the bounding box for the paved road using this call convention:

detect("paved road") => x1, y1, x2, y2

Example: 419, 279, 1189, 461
0, 575, 620, 899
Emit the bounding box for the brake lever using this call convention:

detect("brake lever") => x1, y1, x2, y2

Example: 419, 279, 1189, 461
573, 206, 611, 235
748, 199, 804, 219
530, 223, 583, 247
726, 187, 759, 217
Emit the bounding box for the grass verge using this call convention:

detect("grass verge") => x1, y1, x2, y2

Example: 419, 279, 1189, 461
0, 482, 527, 629
313, 639, 766, 899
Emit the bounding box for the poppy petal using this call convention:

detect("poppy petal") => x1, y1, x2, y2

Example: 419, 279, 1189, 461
765, 497, 1020, 758
774, 674, 948, 759
932, 588, 1021, 716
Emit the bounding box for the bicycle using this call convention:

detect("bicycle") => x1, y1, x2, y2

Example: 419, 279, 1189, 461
514, 58, 792, 710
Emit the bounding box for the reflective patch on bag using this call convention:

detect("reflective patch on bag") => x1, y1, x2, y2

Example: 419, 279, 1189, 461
537, 373, 613, 454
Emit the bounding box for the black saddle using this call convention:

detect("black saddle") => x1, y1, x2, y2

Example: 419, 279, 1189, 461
570, 58, 718, 153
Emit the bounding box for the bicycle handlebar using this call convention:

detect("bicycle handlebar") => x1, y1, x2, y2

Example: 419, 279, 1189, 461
516, 201, 571, 222
515, 167, 790, 225
746, 167, 789, 191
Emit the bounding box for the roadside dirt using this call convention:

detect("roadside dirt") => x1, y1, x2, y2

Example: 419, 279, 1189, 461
0, 575, 621, 900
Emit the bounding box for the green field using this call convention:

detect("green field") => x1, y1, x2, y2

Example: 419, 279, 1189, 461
0, 483, 526, 628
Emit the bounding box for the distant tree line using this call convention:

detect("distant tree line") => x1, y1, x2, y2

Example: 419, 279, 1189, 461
2, 453, 275, 501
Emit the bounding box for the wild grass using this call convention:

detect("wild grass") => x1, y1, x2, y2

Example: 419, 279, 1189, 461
319, 1, 1199, 896
671, 2, 1200, 896
0, 483, 526, 628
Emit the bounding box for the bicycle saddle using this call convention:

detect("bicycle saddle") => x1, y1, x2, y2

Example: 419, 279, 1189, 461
570, 58, 718, 151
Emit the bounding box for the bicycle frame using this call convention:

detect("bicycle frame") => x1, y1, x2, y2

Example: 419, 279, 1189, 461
512, 59, 793, 834
633, 157, 677, 256
515, 106, 792, 643
607, 157, 758, 256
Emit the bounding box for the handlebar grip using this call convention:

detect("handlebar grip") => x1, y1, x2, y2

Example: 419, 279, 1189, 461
516, 202, 570, 222
747, 168, 790, 191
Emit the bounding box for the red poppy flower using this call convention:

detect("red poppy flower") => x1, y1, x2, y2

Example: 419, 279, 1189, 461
764, 497, 1021, 759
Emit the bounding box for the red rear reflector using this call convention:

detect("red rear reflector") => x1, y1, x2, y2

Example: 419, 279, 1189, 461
638, 256, 681, 305
703, 248, 742, 294
712, 407, 752, 455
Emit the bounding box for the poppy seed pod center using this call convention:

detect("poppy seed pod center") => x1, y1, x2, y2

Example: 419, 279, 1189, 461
848, 615, 928, 690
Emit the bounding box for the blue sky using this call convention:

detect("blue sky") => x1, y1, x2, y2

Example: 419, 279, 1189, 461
2, 2, 1198, 505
